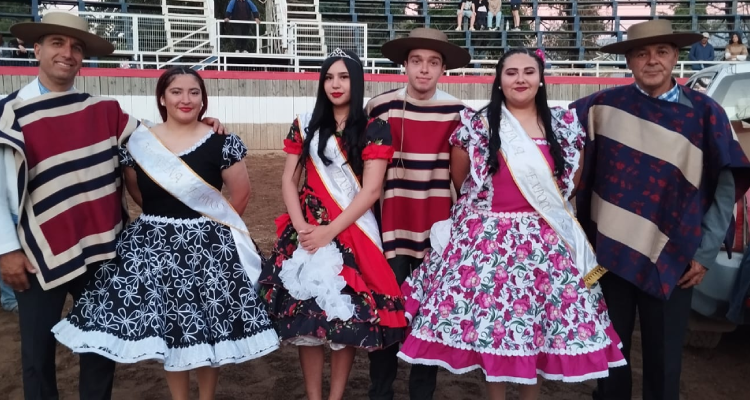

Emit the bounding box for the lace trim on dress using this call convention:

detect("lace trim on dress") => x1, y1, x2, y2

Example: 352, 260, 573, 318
138, 214, 210, 225
176, 130, 214, 157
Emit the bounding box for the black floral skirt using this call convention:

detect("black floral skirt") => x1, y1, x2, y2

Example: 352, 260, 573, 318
259, 188, 405, 350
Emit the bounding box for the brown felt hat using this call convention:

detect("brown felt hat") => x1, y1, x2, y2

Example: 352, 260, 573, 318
381, 28, 471, 70
600, 20, 703, 55
11, 12, 115, 57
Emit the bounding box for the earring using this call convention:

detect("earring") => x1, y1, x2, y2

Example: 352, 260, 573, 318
540, 82, 544, 87
160, 101, 165, 106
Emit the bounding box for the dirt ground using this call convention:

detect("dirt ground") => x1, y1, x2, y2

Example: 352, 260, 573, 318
1, 154, 749, 400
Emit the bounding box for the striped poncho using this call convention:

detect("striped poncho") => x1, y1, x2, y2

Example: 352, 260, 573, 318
571, 84, 750, 299
366, 88, 466, 260
0, 79, 138, 290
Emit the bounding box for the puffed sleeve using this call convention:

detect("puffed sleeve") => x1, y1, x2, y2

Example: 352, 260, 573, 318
221, 133, 248, 170
550, 107, 586, 197
119, 144, 135, 167
448, 107, 476, 151
362, 118, 395, 161
283, 118, 304, 155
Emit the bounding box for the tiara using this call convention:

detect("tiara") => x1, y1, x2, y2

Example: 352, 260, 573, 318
328, 48, 353, 60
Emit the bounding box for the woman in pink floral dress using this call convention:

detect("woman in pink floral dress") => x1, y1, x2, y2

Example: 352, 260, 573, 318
397, 48, 625, 399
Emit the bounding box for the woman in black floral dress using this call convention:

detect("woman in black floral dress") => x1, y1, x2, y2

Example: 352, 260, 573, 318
53, 67, 279, 400
259, 49, 406, 400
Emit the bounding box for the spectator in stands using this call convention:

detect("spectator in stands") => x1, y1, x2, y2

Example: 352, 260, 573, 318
0, 12, 226, 400
7, 37, 30, 66
571, 19, 749, 400
0, 34, 7, 66
475, 0, 489, 30
487, 0, 502, 31
510, 0, 521, 31
366, 27, 470, 400
456, 0, 476, 31
224, 0, 261, 53
688, 32, 715, 70
724, 31, 748, 61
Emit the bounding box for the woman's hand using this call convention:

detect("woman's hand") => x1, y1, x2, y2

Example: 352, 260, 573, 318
297, 225, 335, 254
201, 117, 227, 134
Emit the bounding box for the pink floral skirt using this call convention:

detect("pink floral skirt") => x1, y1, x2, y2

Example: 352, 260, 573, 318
398, 206, 626, 384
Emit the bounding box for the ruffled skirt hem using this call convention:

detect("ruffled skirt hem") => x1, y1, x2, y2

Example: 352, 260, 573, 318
52, 321, 280, 372
397, 325, 625, 384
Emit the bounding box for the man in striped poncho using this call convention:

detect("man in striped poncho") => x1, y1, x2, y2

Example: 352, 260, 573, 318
0, 13, 225, 399
571, 20, 750, 400
365, 28, 470, 400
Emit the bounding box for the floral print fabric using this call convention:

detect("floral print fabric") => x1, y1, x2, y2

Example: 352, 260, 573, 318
398, 106, 625, 383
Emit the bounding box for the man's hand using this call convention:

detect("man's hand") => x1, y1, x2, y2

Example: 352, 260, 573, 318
224, 18, 230, 23
201, 117, 227, 134
255, 18, 261, 24
0, 250, 36, 292
677, 260, 708, 289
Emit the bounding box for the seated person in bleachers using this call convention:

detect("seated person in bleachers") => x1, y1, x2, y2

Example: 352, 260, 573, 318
475, 0, 489, 30
510, 0, 521, 31
7, 37, 30, 66
725, 32, 748, 61
456, 0, 476, 31
488, 0, 502, 31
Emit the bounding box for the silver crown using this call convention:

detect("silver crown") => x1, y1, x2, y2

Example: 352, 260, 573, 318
327, 48, 353, 60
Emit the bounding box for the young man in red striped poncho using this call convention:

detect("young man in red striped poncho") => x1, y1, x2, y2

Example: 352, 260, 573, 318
365, 27, 470, 400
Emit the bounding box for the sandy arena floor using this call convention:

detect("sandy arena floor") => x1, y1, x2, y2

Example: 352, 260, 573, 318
0, 155, 748, 399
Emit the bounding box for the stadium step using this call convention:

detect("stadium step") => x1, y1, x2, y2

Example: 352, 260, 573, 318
158, 0, 215, 54
275, 0, 326, 59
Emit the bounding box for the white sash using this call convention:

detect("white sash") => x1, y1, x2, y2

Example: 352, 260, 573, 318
127, 125, 263, 289
495, 105, 606, 286
298, 114, 383, 249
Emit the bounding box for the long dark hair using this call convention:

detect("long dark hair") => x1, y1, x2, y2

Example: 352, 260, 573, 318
730, 32, 742, 44
299, 50, 368, 175
476, 48, 564, 178
155, 66, 208, 122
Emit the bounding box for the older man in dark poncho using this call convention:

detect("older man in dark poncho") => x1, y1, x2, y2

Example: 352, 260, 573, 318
571, 20, 750, 400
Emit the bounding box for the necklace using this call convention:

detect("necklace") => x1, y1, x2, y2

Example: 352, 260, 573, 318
396, 90, 409, 179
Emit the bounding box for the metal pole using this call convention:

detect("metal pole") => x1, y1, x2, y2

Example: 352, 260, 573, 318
133, 16, 140, 55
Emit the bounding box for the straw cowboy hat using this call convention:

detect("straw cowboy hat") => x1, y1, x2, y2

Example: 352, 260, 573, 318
381, 28, 471, 70
10, 12, 115, 57
600, 20, 703, 54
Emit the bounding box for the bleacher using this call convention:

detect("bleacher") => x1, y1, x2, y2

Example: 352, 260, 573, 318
317, 0, 750, 62
0, 0, 747, 73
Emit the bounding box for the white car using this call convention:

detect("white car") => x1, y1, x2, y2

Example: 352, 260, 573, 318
683, 63, 750, 348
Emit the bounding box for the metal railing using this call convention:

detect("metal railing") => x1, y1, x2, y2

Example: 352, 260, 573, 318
77, 12, 213, 56
4, 52, 745, 79
2, 10, 745, 76
214, 20, 368, 61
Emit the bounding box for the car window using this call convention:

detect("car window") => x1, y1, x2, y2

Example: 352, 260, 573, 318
689, 74, 715, 93
711, 72, 750, 120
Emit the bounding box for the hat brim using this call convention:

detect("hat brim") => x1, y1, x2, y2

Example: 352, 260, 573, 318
600, 33, 704, 54
10, 22, 115, 57
382, 37, 471, 70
